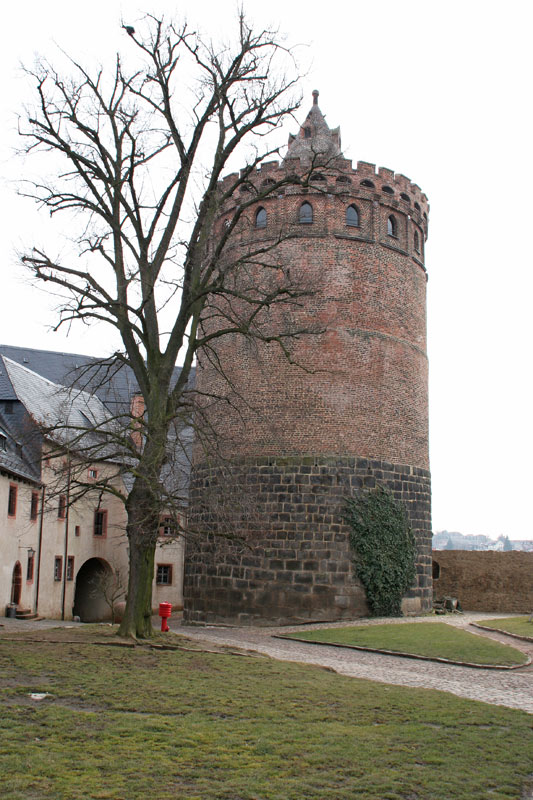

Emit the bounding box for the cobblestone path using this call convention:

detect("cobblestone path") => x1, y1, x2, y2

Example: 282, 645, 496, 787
174, 613, 533, 714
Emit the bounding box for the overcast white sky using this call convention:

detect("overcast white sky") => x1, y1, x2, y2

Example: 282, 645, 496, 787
1, 0, 532, 539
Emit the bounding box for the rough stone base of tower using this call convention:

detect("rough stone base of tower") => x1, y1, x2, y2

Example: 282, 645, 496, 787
184, 456, 432, 625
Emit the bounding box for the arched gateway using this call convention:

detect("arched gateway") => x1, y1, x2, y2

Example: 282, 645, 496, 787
73, 557, 113, 622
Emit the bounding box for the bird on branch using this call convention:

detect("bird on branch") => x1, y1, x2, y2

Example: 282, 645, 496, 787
122, 25, 135, 36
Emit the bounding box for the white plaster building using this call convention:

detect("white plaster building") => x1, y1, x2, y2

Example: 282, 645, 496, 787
0, 349, 184, 621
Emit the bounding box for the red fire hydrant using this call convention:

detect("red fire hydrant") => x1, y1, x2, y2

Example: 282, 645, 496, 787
159, 602, 172, 632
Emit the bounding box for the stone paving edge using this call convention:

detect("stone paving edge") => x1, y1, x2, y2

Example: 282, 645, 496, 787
273, 634, 532, 670
470, 622, 533, 643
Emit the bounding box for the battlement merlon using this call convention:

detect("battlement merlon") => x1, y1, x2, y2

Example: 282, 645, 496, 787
217, 157, 429, 218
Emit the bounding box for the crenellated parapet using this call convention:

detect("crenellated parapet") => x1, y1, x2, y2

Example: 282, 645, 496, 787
215, 154, 430, 272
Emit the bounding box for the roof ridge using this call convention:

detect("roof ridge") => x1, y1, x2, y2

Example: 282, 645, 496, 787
0, 343, 101, 361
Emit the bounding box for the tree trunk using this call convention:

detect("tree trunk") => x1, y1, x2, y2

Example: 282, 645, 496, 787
118, 476, 160, 639
118, 537, 156, 638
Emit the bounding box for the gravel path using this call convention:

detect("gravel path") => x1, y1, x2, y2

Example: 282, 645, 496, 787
173, 613, 533, 714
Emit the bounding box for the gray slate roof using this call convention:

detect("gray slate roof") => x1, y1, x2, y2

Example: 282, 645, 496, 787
0, 345, 139, 414
0, 344, 194, 414
2, 357, 110, 441
0, 409, 40, 483
0, 346, 194, 502
0, 358, 18, 401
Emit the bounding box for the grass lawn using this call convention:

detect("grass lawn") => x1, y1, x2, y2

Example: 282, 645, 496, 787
285, 621, 529, 666
477, 616, 533, 640
0, 627, 532, 799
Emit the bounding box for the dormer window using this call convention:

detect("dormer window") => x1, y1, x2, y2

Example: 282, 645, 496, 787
387, 215, 397, 237
255, 207, 267, 229
299, 202, 313, 224
0, 430, 6, 452
346, 205, 360, 227
304, 127, 311, 139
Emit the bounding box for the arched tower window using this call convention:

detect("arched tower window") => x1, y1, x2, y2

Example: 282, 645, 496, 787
255, 207, 267, 229
414, 231, 420, 252
387, 215, 397, 237
299, 202, 313, 224
346, 205, 359, 227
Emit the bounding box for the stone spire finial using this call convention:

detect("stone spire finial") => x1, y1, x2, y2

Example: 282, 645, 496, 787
285, 89, 342, 163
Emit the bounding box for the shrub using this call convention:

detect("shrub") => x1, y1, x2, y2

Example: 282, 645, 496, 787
344, 487, 416, 616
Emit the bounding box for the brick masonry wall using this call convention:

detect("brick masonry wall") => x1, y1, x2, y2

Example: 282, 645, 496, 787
432, 550, 533, 612
184, 456, 432, 624
194, 176, 429, 470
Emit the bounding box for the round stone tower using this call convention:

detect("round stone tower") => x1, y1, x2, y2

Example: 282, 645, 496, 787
185, 92, 431, 624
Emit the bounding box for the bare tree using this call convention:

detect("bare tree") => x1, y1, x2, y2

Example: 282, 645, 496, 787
88, 565, 127, 624
18, 13, 317, 638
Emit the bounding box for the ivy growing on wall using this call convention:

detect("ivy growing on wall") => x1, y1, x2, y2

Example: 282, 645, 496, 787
344, 487, 416, 617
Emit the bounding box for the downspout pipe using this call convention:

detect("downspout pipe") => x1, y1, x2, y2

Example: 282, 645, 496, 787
60, 458, 71, 621
34, 485, 45, 616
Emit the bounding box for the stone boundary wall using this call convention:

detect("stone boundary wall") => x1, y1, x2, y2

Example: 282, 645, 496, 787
184, 456, 432, 625
432, 550, 533, 612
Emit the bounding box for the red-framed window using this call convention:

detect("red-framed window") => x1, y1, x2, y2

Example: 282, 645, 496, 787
8, 484, 17, 518
88, 468, 98, 480
58, 494, 67, 519
93, 509, 108, 537
159, 516, 174, 537
156, 564, 173, 585
66, 556, 75, 581
54, 556, 62, 582
26, 551, 35, 582
30, 491, 39, 521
